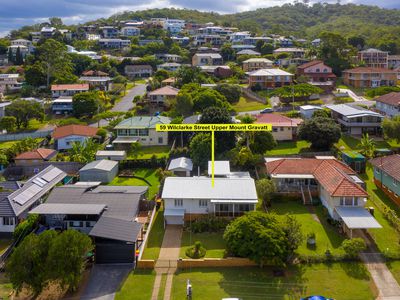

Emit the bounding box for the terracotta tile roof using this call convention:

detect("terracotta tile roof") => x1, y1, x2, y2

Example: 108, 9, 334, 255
51, 84, 89, 91
162, 77, 176, 83
297, 60, 324, 70
375, 92, 400, 107
343, 67, 397, 74
370, 154, 400, 182
15, 148, 57, 160
266, 158, 368, 197
255, 113, 303, 127
52, 125, 98, 140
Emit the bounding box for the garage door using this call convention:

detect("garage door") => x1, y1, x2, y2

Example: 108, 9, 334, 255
95, 243, 135, 264
165, 215, 184, 225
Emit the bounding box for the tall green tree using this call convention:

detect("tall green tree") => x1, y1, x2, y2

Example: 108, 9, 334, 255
36, 39, 76, 86
68, 139, 100, 163
5, 100, 44, 129
358, 133, 376, 158
382, 116, 400, 143
256, 178, 276, 208
175, 93, 194, 117
298, 117, 341, 150
72, 91, 102, 118
189, 133, 211, 169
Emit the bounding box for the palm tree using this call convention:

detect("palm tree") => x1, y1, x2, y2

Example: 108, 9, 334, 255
358, 133, 376, 158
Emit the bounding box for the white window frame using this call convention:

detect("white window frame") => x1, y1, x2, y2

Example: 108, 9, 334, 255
199, 199, 208, 207
174, 199, 183, 207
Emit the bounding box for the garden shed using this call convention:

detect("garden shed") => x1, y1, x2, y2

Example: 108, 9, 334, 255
341, 151, 366, 173
79, 160, 119, 183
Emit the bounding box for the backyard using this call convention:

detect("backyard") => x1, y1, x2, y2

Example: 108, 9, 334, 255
109, 168, 160, 200
335, 135, 400, 152
128, 145, 170, 159
266, 140, 311, 156
387, 260, 400, 285
141, 206, 165, 260
180, 231, 226, 258
232, 96, 269, 112
271, 200, 345, 256
171, 264, 377, 300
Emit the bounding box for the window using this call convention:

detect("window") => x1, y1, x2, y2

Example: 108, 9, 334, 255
394, 179, 399, 186
174, 199, 183, 207
199, 199, 208, 207
158, 137, 163, 144
280, 127, 284, 131
3, 217, 14, 226
340, 197, 355, 206
69, 221, 83, 227
86, 221, 94, 228
272, 127, 278, 132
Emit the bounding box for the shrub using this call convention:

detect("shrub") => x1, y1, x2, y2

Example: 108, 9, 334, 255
284, 110, 301, 118
96, 128, 107, 140
341, 238, 366, 258
13, 214, 39, 241
185, 241, 206, 259
365, 86, 400, 98
186, 216, 230, 233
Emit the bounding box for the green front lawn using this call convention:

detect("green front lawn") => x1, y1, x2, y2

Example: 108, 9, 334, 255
180, 232, 226, 258
115, 269, 155, 300
172, 264, 376, 300
232, 96, 269, 112
0, 141, 19, 150
266, 140, 312, 156
271, 200, 345, 256
142, 206, 165, 260
387, 260, 400, 285
129, 145, 170, 159
109, 168, 160, 200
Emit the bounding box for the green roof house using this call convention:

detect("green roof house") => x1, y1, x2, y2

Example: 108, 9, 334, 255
113, 116, 171, 149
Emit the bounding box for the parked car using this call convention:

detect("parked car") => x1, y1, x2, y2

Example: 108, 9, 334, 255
260, 107, 273, 113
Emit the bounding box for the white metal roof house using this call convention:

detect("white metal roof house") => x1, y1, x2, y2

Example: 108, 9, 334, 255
208, 161, 230, 177
0, 165, 66, 235
96, 150, 127, 161
162, 177, 258, 225
168, 157, 193, 177
79, 160, 118, 184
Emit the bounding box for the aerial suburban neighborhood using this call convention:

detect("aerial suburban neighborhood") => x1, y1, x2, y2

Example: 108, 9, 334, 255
1, 1, 400, 300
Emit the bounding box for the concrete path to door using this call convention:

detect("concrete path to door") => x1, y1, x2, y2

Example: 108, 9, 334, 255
81, 264, 133, 300
151, 225, 182, 300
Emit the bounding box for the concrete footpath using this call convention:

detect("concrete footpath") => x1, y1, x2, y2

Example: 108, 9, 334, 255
151, 225, 182, 300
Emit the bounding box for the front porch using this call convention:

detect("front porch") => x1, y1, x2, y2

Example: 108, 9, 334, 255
211, 201, 256, 217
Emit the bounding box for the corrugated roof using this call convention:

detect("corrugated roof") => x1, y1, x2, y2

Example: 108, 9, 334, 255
51, 84, 89, 91
375, 92, 400, 107
162, 177, 257, 200
249, 68, 293, 76
30, 203, 106, 215
79, 160, 118, 172
114, 116, 171, 129
370, 154, 400, 182
148, 86, 180, 96
326, 104, 383, 118
89, 216, 142, 243
336, 207, 382, 229
207, 161, 230, 176
168, 157, 193, 171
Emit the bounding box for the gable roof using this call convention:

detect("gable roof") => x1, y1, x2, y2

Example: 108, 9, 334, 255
243, 58, 273, 64
326, 104, 383, 118
114, 116, 171, 129
168, 157, 193, 171
15, 148, 57, 161
255, 113, 303, 127
148, 86, 180, 96
375, 92, 400, 107
80, 160, 118, 172
52, 125, 98, 139
249, 68, 293, 76
370, 154, 400, 182
89, 216, 142, 243
297, 60, 327, 70
51, 84, 89, 91
82, 70, 109, 76
266, 158, 368, 197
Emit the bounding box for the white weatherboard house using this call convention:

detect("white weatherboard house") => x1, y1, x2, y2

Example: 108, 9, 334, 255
162, 177, 258, 225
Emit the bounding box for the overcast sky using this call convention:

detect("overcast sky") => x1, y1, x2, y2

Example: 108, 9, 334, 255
1, 0, 400, 37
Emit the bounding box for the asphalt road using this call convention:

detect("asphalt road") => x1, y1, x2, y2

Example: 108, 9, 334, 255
91, 83, 147, 128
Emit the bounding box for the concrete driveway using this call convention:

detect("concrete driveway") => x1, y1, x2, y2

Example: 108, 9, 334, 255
112, 83, 147, 112
80, 264, 133, 300
338, 88, 375, 107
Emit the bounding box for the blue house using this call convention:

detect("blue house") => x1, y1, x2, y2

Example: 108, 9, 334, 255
370, 154, 400, 205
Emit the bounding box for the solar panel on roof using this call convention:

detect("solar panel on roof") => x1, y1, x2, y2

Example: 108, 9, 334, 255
14, 184, 42, 206
41, 168, 64, 182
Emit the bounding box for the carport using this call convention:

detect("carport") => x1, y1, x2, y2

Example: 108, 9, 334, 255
336, 206, 382, 238
164, 209, 185, 225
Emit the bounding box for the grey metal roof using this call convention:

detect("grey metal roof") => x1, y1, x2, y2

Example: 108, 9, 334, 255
45, 185, 147, 221
89, 216, 142, 243
96, 151, 127, 157
326, 104, 383, 118
162, 177, 258, 200
7, 166, 66, 217
79, 160, 118, 172
336, 207, 382, 229
30, 203, 106, 215
168, 157, 193, 171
